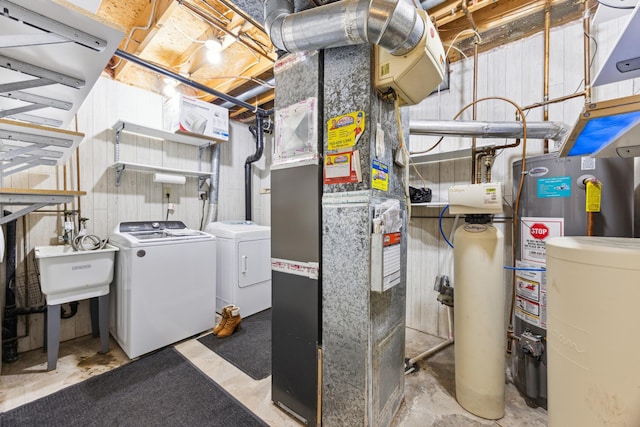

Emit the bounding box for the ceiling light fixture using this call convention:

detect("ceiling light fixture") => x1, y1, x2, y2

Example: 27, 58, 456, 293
205, 38, 223, 64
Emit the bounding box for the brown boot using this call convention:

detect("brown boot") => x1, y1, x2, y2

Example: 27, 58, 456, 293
217, 306, 241, 338
213, 305, 233, 335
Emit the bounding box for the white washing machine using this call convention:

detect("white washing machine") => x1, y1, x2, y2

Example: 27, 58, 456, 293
204, 221, 271, 318
109, 220, 216, 359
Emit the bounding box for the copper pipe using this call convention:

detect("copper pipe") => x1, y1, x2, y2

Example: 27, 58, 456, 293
462, 0, 479, 33
471, 41, 479, 184
475, 154, 483, 183
522, 91, 586, 111
543, 0, 550, 153
587, 212, 595, 236
583, 0, 591, 104
75, 115, 81, 222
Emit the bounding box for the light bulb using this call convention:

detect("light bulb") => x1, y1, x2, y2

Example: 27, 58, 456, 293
206, 49, 221, 64
205, 39, 222, 52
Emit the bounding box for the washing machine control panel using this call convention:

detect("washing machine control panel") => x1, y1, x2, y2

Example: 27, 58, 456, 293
118, 221, 188, 233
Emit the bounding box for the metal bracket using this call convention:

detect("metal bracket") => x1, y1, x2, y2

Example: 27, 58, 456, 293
114, 123, 124, 163
521, 330, 544, 358
0, 202, 48, 225
114, 164, 125, 187
198, 175, 211, 190
0, 0, 107, 52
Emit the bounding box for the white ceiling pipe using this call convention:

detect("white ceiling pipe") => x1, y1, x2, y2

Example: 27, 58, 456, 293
264, 0, 424, 56
410, 120, 571, 141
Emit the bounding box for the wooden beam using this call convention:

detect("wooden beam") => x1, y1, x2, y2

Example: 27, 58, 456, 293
229, 91, 274, 118
112, 0, 178, 80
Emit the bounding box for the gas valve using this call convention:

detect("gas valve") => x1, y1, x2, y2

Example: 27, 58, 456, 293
433, 275, 454, 307
521, 330, 544, 358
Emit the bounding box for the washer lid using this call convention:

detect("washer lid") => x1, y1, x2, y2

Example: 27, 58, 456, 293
204, 220, 270, 239
546, 236, 640, 270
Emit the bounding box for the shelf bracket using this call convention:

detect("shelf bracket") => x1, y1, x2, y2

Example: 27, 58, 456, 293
114, 122, 124, 163
198, 174, 211, 190
114, 163, 125, 187
0, 202, 48, 225
0, 0, 108, 52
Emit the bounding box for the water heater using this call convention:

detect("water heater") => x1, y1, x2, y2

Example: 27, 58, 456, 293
511, 153, 634, 409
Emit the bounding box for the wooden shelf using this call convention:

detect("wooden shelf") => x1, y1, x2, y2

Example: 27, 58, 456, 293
0, 187, 86, 225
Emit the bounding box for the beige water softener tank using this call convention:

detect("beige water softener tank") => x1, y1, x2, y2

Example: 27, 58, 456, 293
546, 236, 640, 426
454, 223, 505, 419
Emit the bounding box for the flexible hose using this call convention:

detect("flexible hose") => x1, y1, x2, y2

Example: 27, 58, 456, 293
71, 234, 108, 251
439, 205, 454, 249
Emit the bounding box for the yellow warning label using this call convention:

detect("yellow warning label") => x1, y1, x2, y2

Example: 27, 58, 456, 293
380, 63, 390, 76
585, 180, 601, 212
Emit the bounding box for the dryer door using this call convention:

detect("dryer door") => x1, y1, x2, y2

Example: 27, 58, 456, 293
238, 238, 271, 288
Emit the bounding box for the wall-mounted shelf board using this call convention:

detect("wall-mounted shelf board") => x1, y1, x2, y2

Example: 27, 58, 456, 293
113, 120, 221, 147
0, 118, 85, 176
0, 188, 86, 225
112, 161, 212, 186
411, 201, 448, 208
0, 0, 124, 128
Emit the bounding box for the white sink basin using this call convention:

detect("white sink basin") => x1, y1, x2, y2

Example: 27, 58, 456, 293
34, 244, 119, 305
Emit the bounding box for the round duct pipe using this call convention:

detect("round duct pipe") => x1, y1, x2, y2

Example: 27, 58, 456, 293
264, 0, 425, 56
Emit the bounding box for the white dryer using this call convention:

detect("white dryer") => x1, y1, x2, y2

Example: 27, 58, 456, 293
109, 221, 216, 359
204, 221, 271, 318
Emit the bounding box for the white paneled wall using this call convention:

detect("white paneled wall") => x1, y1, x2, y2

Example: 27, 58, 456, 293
6, 14, 640, 354
9, 77, 270, 353
407, 17, 640, 337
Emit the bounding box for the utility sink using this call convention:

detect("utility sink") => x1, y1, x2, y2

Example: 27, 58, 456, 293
34, 244, 119, 305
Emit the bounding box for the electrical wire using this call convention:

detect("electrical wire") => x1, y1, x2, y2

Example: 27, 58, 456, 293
442, 43, 468, 59
110, 0, 159, 69
444, 28, 482, 60
439, 205, 454, 249
393, 94, 412, 218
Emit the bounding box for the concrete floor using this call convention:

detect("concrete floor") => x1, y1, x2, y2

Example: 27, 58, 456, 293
0, 327, 548, 426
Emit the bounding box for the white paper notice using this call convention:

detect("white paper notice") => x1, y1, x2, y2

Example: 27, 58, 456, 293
520, 217, 564, 265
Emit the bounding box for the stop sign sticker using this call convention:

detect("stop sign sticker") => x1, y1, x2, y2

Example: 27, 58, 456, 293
530, 223, 549, 240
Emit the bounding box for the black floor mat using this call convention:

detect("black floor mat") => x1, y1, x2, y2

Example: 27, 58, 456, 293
0, 347, 267, 427
198, 309, 271, 380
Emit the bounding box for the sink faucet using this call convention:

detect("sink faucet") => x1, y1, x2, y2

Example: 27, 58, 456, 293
62, 211, 77, 245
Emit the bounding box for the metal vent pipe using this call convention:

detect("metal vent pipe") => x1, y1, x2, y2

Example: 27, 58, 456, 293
264, 0, 424, 56
410, 120, 570, 142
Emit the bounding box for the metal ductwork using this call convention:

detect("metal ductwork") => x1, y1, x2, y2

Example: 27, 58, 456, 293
219, 78, 275, 109
264, 0, 425, 56
203, 143, 221, 229
410, 120, 571, 142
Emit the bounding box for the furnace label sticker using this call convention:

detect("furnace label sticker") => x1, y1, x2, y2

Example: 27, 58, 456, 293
521, 217, 564, 265
327, 111, 365, 150
537, 176, 571, 198
371, 159, 389, 191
